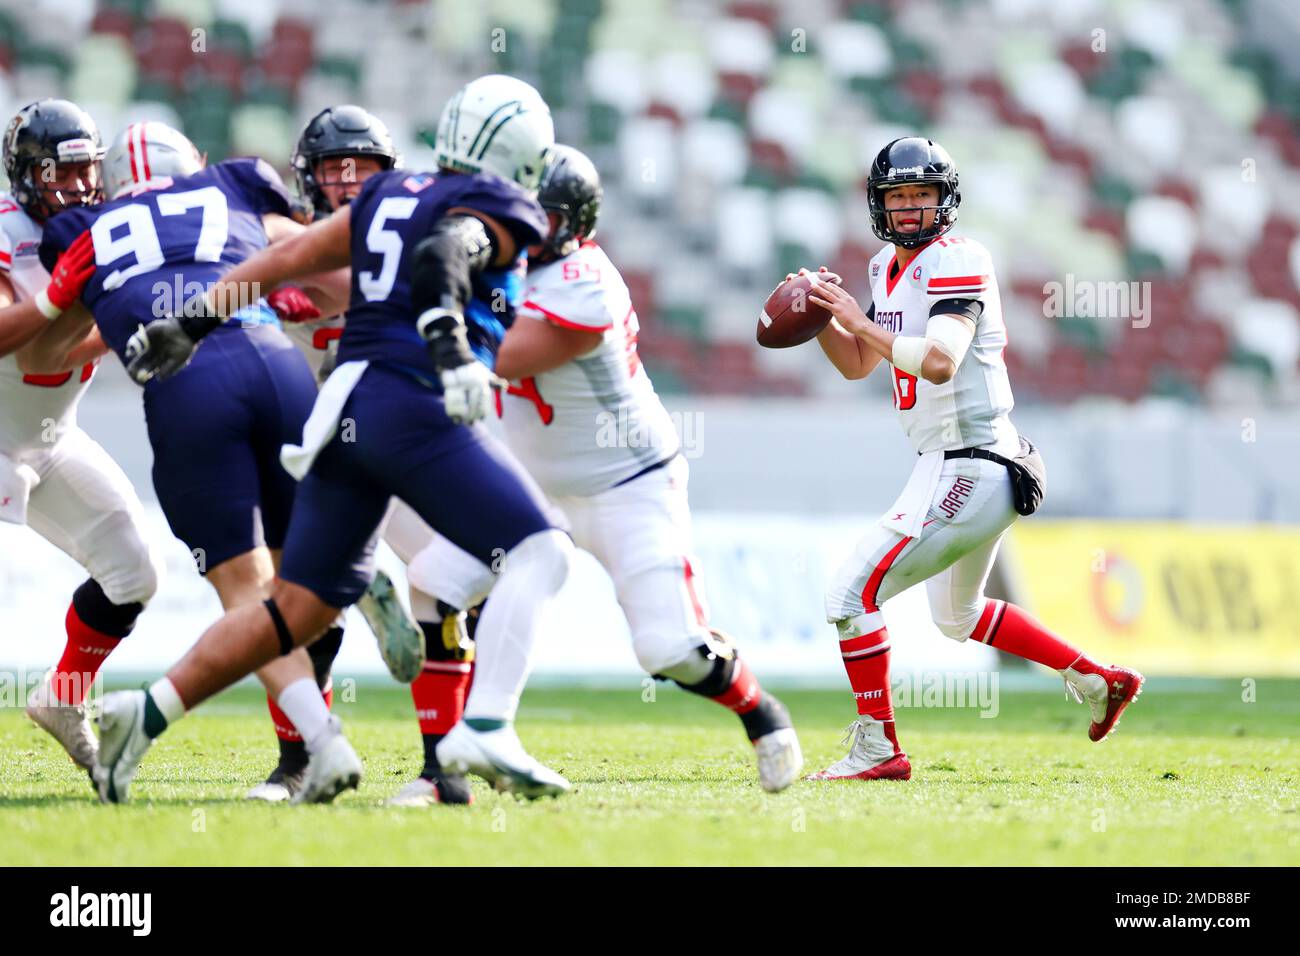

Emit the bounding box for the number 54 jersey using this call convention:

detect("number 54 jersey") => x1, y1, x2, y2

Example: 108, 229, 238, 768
500, 241, 680, 497
867, 234, 1018, 456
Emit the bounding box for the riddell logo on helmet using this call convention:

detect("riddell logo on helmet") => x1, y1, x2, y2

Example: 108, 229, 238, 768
887, 165, 925, 177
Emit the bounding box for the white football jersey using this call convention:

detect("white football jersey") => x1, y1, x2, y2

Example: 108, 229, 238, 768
500, 241, 680, 497
0, 193, 97, 457
282, 314, 345, 380
866, 234, 1017, 456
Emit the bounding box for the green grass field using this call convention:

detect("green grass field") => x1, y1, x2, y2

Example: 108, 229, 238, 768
2, 677, 1297, 866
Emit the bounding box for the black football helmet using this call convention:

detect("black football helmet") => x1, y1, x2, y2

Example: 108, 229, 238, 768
291, 105, 399, 219
535, 144, 602, 262
866, 136, 960, 249
2, 99, 106, 221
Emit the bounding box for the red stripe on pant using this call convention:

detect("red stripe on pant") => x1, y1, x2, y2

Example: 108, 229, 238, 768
860, 536, 912, 613
267, 685, 333, 742
683, 558, 708, 626
840, 627, 893, 719
411, 661, 473, 735
52, 603, 122, 705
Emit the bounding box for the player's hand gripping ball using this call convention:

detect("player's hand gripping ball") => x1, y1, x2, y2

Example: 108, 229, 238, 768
756, 268, 842, 348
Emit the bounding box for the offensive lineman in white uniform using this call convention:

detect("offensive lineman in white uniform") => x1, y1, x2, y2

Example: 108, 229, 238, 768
800, 137, 1143, 781
399, 145, 803, 794
0, 100, 164, 770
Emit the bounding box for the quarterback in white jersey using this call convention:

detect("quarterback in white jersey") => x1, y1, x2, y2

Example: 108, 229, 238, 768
403, 145, 803, 795
0, 100, 162, 771
802, 137, 1143, 781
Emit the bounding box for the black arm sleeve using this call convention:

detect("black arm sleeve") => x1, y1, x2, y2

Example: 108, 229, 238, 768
928, 297, 984, 322
410, 215, 498, 371
409, 214, 496, 318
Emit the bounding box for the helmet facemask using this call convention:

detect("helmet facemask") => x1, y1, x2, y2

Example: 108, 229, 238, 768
868, 179, 959, 249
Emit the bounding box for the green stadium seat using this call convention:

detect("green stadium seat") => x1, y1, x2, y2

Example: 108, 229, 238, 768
70, 34, 138, 110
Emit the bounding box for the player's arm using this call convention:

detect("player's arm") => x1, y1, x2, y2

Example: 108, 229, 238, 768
817, 312, 884, 380
410, 213, 508, 425
810, 280, 978, 385
446, 208, 519, 267
15, 302, 105, 374
213, 211, 353, 313
0, 273, 46, 357
496, 314, 603, 380
262, 212, 352, 317
0, 230, 98, 358
122, 211, 353, 384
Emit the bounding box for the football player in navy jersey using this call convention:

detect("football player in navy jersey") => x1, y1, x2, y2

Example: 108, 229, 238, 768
31, 121, 410, 804
92, 76, 578, 804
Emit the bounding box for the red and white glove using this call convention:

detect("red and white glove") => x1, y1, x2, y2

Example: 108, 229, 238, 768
35, 229, 96, 320
267, 286, 322, 324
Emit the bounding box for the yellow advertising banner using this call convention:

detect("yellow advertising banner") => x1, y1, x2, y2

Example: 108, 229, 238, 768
1007, 523, 1300, 676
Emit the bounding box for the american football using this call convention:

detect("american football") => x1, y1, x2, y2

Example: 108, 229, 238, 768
0, 0, 1294, 921
757, 271, 840, 348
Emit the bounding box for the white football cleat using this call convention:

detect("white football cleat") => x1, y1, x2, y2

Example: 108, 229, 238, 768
386, 772, 473, 807
754, 726, 803, 792
437, 722, 570, 799
93, 690, 154, 803
245, 764, 307, 802
386, 777, 440, 808
245, 780, 293, 802
804, 716, 912, 782
356, 569, 426, 683
26, 672, 98, 771
291, 719, 361, 804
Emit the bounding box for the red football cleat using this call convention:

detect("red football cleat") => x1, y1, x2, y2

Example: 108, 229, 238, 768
1088, 665, 1144, 741
1064, 662, 1145, 742
804, 717, 913, 781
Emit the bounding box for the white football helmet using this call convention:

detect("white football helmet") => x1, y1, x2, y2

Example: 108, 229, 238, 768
104, 121, 203, 199
434, 74, 554, 192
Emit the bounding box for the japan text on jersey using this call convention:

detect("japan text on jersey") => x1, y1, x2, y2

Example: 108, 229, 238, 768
38, 158, 292, 361
336, 169, 547, 379
867, 234, 1017, 456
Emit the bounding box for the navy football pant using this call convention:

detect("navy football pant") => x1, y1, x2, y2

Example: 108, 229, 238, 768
143, 324, 317, 572
279, 364, 562, 608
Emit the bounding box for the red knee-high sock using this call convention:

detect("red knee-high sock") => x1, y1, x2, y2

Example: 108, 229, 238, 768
710, 657, 762, 715
266, 683, 333, 742
970, 600, 1091, 670
53, 603, 122, 704
839, 626, 894, 721
411, 661, 473, 735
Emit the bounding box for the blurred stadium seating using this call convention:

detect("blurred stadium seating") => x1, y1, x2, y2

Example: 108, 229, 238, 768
3, 0, 1299, 407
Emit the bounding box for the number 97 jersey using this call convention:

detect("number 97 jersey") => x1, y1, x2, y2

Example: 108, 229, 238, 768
867, 234, 1018, 456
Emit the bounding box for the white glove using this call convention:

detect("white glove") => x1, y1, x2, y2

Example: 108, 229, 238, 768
440, 361, 496, 425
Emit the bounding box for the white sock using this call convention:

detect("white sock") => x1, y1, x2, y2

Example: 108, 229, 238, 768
148, 677, 186, 726
277, 678, 332, 753
463, 530, 572, 722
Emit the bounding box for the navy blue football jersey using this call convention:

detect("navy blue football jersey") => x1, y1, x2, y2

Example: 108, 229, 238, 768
40, 158, 293, 360
338, 169, 547, 376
